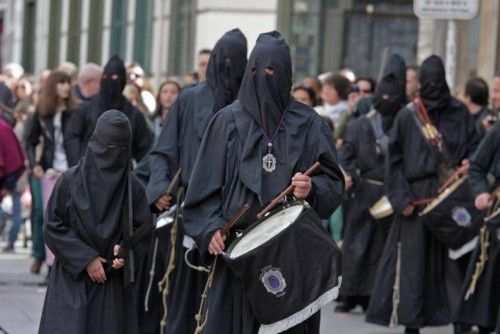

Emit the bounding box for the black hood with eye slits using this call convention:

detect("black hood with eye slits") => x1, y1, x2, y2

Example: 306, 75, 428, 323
99, 55, 127, 110
238, 31, 292, 136
206, 28, 248, 110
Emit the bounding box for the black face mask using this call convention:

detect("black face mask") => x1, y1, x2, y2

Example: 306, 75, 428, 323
100, 55, 127, 110
419, 55, 451, 112
85, 109, 132, 172
206, 29, 248, 110
238, 31, 292, 135
382, 54, 407, 101
373, 74, 403, 131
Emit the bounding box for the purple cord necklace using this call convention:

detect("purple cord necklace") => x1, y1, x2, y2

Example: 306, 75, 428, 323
261, 111, 287, 173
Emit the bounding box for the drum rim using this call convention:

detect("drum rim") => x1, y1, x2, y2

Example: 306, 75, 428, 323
225, 200, 307, 260
419, 175, 468, 216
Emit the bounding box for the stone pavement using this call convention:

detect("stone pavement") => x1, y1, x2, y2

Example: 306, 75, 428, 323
0, 247, 453, 334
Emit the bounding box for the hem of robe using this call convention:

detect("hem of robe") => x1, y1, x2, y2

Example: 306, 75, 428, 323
258, 276, 341, 334
365, 315, 451, 329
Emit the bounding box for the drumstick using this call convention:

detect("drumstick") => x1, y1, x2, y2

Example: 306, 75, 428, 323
165, 169, 182, 196
221, 204, 250, 236
256, 161, 321, 220
437, 165, 468, 194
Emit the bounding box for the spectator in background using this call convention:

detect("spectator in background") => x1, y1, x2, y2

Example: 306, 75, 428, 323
74, 63, 102, 102
127, 62, 157, 113
197, 48, 211, 81
406, 65, 419, 100
339, 67, 356, 82
462, 77, 496, 138
292, 85, 316, 107
491, 73, 500, 115
316, 73, 351, 132
354, 76, 376, 98
302, 75, 322, 105
57, 62, 78, 85
152, 80, 181, 137
25, 70, 79, 274
183, 71, 199, 86
0, 117, 25, 252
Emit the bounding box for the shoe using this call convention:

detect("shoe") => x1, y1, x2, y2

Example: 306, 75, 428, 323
31, 260, 42, 274
404, 328, 420, 334
334, 300, 356, 313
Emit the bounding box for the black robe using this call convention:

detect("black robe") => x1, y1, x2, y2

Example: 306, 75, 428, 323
183, 99, 345, 334
138, 82, 215, 334
66, 95, 153, 164
366, 98, 478, 328
39, 110, 153, 334
454, 122, 500, 332
141, 28, 248, 334
339, 113, 391, 299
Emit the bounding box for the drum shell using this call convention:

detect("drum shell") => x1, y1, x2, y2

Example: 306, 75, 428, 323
224, 205, 341, 326
420, 180, 484, 250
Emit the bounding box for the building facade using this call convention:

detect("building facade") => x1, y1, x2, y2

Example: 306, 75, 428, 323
0, 0, 498, 91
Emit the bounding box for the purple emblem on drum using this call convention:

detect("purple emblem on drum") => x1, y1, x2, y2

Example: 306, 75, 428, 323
260, 266, 286, 296
451, 206, 471, 227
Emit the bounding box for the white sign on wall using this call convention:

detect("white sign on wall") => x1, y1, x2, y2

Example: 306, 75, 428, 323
414, 0, 479, 20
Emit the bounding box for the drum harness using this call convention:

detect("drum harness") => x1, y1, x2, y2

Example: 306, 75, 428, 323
158, 187, 184, 334
465, 187, 500, 300
193, 162, 321, 334
140, 169, 182, 334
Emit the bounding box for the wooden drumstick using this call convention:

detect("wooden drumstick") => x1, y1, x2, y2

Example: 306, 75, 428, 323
256, 161, 321, 220
166, 169, 182, 196
221, 204, 250, 236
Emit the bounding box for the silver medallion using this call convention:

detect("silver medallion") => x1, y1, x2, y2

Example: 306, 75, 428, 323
262, 153, 277, 172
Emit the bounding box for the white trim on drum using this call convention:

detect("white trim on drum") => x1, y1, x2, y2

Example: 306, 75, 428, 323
449, 237, 478, 260
258, 276, 342, 334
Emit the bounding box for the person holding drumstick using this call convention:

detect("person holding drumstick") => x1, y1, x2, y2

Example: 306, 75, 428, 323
143, 29, 248, 333
183, 31, 345, 333
453, 121, 500, 334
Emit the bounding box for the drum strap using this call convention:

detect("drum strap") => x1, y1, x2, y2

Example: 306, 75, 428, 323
389, 242, 402, 328
144, 237, 159, 312
194, 256, 218, 334
408, 100, 453, 182
158, 187, 185, 332
465, 226, 490, 300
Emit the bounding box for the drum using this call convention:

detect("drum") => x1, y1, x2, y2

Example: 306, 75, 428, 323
369, 196, 394, 220
419, 176, 484, 253
224, 201, 342, 334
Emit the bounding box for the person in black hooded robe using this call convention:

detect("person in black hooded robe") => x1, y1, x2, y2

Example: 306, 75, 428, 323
365, 55, 479, 334
453, 121, 500, 334
38, 110, 153, 334
337, 71, 405, 313
66, 56, 153, 164
182, 31, 345, 334
136, 29, 248, 334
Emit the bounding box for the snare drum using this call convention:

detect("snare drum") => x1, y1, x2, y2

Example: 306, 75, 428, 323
224, 201, 342, 334
419, 176, 484, 254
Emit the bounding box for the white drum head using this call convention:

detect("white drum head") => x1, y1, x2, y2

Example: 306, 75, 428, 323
229, 204, 304, 259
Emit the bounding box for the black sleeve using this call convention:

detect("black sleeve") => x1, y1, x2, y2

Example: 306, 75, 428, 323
65, 105, 87, 163
183, 112, 228, 261
146, 98, 182, 206
469, 124, 500, 196
43, 175, 99, 280
131, 175, 154, 260
306, 119, 345, 219
339, 121, 360, 186
387, 111, 416, 213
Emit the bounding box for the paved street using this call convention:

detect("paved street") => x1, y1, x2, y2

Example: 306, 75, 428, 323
0, 246, 453, 334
